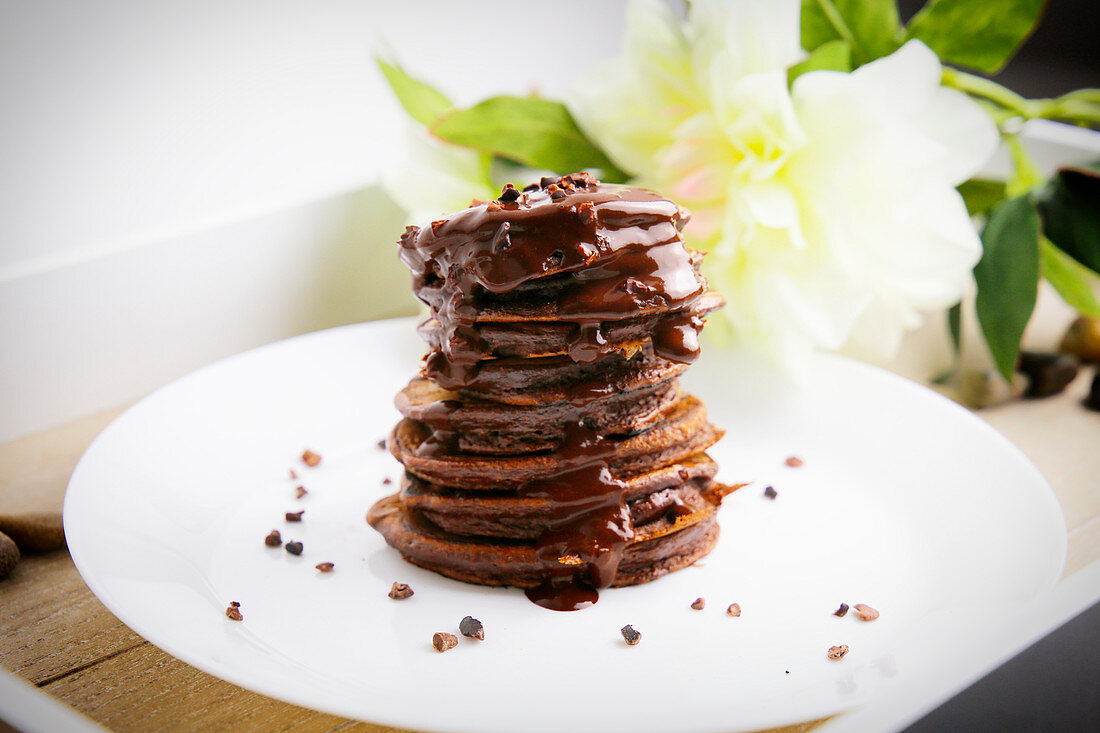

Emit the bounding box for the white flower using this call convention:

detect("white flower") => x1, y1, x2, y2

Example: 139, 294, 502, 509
569, 0, 999, 366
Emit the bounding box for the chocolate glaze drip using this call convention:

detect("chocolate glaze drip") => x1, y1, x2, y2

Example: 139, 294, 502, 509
519, 419, 633, 611
388, 174, 718, 610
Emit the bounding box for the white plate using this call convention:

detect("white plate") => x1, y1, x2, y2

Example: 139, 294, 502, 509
64, 318, 1067, 733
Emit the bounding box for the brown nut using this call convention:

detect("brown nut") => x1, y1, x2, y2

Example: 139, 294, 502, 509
0, 531, 19, 579
827, 644, 849, 660
1060, 316, 1100, 364
0, 512, 65, 553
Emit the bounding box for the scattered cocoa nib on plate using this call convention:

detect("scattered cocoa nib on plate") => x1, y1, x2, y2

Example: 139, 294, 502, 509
264, 530, 282, 547
388, 582, 414, 600
827, 645, 849, 660
285, 541, 303, 556
620, 625, 641, 646
432, 632, 458, 653
382, 477, 392, 486
225, 601, 243, 621
285, 510, 304, 522
691, 597, 706, 610
726, 603, 741, 617
301, 449, 321, 467
763, 486, 778, 500
459, 616, 485, 640
376, 438, 387, 450
288, 469, 298, 480
785, 456, 803, 467
833, 602, 850, 617
315, 562, 334, 572
853, 603, 879, 621
295, 486, 308, 499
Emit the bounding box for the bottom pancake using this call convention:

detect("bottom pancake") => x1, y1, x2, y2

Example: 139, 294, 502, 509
401, 453, 723, 540
368, 495, 721, 589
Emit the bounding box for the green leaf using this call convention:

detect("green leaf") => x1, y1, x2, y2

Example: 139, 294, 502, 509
1035, 162, 1100, 273
947, 301, 963, 354
957, 178, 1007, 216
905, 0, 1045, 74
800, 0, 901, 66
377, 59, 453, 126
788, 39, 852, 85
431, 96, 628, 182
1041, 238, 1100, 317
974, 196, 1042, 382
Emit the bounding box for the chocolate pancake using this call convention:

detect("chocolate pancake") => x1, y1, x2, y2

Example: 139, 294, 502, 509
390, 394, 723, 490
402, 454, 725, 539
417, 290, 725, 361
423, 338, 689, 401
396, 376, 683, 454
368, 495, 721, 589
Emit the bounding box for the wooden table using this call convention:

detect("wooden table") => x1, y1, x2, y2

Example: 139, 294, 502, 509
2, 373, 1098, 732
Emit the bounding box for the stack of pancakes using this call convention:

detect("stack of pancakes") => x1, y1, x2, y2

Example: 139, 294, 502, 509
369, 173, 734, 610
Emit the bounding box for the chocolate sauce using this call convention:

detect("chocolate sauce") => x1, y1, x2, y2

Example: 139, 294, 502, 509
399, 182, 709, 378
391, 175, 715, 610
519, 419, 633, 611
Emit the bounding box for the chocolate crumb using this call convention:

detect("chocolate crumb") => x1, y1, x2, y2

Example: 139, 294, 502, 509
691, 597, 706, 610
430, 220, 446, 235
853, 603, 879, 621
498, 183, 520, 203
225, 601, 243, 621
459, 616, 485, 640
264, 530, 282, 547
382, 477, 393, 486
301, 450, 321, 467
833, 603, 850, 618
763, 485, 778, 500
569, 171, 597, 187
388, 582, 414, 600
285, 541, 303, 556
295, 486, 308, 499
315, 562, 334, 572
546, 250, 564, 268
540, 176, 560, 189
486, 199, 503, 212
726, 603, 741, 617
376, 438, 386, 450
621, 625, 641, 646
827, 645, 849, 660
785, 456, 804, 467
623, 277, 656, 294
546, 184, 566, 201
522, 182, 540, 192
577, 201, 598, 226
289, 469, 298, 480
285, 510, 304, 522
432, 632, 458, 653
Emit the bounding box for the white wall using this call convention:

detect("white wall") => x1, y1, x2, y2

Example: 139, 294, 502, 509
0, 0, 627, 441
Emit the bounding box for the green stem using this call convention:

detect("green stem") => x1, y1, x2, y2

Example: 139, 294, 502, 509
942, 68, 1040, 119
943, 70, 1100, 129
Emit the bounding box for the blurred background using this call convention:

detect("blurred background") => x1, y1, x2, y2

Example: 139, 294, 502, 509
0, 0, 1096, 442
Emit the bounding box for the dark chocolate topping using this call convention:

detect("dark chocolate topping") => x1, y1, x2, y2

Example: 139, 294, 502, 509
398, 181, 707, 373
